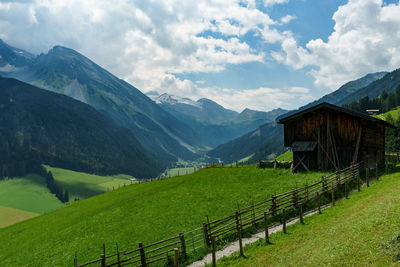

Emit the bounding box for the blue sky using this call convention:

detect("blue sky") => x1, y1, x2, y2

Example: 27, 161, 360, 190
1, 0, 400, 111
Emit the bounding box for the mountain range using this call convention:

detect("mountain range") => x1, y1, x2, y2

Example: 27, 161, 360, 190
0, 40, 201, 169
1, 38, 399, 173
148, 92, 287, 147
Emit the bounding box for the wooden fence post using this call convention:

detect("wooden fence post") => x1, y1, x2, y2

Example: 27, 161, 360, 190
292, 189, 298, 208
252, 201, 256, 227
74, 254, 77, 267
322, 176, 326, 192
376, 162, 379, 180
271, 195, 277, 216
235, 211, 244, 256
317, 192, 321, 214
299, 204, 304, 224
345, 172, 348, 198
356, 165, 360, 192
139, 242, 146, 267
264, 212, 270, 244
203, 222, 209, 247
179, 233, 186, 258
174, 248, 179, 267
366, 168, 369, 187
101, 254, 106, 267
116, 243, 121, 267
282, 209, 287, 234
331, 183, 335, 206
211, 236, 216, 267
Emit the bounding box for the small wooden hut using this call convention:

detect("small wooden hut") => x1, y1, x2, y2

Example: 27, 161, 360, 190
278, 102, 395, 172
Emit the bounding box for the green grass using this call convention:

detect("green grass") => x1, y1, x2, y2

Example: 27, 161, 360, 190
374, 106, 400, 121
0, 174, 64, 214
216, 169, 400, 266
45, 165, 135, 200
165, 167, 197, 177
0, 206, 38, 228
0, 165, 326, 266
238, 154, 254, 163
275, 151, 293, 162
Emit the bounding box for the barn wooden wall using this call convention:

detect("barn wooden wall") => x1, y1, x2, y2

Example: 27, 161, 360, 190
283, 108, 386, 171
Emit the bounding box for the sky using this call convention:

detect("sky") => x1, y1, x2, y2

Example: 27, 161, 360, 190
1, 0, 400, 112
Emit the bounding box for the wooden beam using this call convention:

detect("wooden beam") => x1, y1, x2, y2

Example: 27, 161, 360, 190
292, 155, 305, 172
352, 126, 362, 163
313, 133, 337, 169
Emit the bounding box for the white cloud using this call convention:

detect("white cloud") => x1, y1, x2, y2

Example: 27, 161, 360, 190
154, 74, 313, 111
264, 0, 290, 7
274, 0, 400, 90
280, 14, 296, 24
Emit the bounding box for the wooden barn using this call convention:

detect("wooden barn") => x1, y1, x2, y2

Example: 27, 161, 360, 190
278, 102, 396, 172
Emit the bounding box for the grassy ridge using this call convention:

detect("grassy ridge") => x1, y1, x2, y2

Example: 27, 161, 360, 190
0, 165, 326, 266
217, 170, 400, 266
0, 174, 63, 214
46, 166, 134, 200
0, 206, 38, 228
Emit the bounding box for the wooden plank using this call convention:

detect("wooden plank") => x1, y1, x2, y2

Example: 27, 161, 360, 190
352, 126, 362, 163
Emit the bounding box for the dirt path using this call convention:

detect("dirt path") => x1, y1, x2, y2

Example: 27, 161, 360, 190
188, 205, 330, 267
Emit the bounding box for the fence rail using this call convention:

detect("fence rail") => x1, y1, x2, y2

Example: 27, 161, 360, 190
76, 161, 388, 267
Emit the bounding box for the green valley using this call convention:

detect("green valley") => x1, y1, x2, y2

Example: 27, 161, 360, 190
0, 165, 326, 266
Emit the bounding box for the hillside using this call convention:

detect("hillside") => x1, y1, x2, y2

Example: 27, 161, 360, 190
217, 170, 400, 266
207, 122, 285, 163
339, 68, 400, 105
0, 77, 160, 178
0, 166, 326, 266
278, 71, 387, 120
0, 40, 202, 167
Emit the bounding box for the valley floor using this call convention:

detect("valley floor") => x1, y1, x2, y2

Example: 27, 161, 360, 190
216, 169, 400, 266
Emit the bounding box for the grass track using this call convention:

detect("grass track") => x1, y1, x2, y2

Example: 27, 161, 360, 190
0, 165, 326, 266
217, 169, 400, 266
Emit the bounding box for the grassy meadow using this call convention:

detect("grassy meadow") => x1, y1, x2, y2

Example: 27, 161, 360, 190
275, 150, 293, 161
0, 165, 327, 266
45, 165, 135, 200
216, 169, 400, 266
0, 174, 63, 214
0, 206, 38, 228
165, 167, 197, 177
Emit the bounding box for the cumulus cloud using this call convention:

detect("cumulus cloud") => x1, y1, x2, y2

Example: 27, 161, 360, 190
274, 0, 400, 90
0, 0, 301, 111
154, 74, 313, 111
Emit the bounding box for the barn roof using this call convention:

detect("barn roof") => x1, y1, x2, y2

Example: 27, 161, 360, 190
278, 102, 396, 128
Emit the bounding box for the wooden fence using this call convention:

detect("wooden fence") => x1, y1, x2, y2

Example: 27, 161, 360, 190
75, 161, 386, 267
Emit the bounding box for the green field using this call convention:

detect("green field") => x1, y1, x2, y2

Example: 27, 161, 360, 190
45, 165, 135, 200
374, 106, 400, 121
0, 174, 64, 214
165, 167, 197, 177
0, 165, 327, 266
275, 150, 293, 162
0, 206, 38, 228
217, 169, 400, 266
